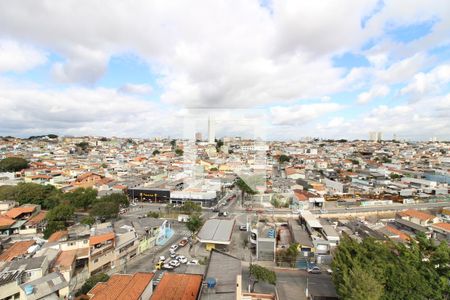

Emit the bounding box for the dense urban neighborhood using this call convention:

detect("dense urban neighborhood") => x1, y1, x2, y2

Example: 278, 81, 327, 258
0, 134, 449, 299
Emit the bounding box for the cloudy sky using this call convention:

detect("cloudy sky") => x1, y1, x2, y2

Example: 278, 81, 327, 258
0, 0, 449, 140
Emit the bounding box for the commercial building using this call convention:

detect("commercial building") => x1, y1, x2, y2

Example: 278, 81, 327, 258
197, 219, 235, 251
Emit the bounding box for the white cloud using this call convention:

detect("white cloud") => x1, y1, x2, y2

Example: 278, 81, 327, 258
118, 83, 153, 95
0, 40, 47, 73
270, 102, 343, 125
357, 84, 390, 104
400, 64, 450, 98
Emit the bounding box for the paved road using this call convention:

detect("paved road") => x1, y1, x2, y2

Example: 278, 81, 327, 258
236, 201, 450, 215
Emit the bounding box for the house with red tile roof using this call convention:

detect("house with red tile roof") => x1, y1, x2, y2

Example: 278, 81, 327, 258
87, 272, 154, 300
431, 222, 450, 241
89, 232, 115, 275
5, 204, 39, 220
398, 209, 440, 226
150, 273, 202, 300
0, 240, 36, 262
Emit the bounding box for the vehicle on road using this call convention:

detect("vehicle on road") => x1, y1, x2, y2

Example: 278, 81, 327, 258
187, 259, 199, 265
308, 266, 321, 274
345, 207, 352, 210
170, 244, 179, 251
155, 261, 163, 270
169, 252, 177, 258
163, 263, 174, 270
176, 255, 188, 264
178, 239, 188, 247
327, 268, 333, 275
159, 256, 166, 262
169, 260, 181, 267
218, 211, 228, 217
239, 225, 247, 231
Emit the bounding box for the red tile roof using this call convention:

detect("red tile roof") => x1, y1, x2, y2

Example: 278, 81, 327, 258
150, 273, 202, 300
89, 272, 154, 300
0, 215, 15, 228
89, 232, 115, 246
432, 222, 450, 232
47, 230, 68, 242
5, 205, 37, 219
399, 209, 436, 222
26, 210, 47, 226
385, 226, 410, 241
0, 240, 35, 261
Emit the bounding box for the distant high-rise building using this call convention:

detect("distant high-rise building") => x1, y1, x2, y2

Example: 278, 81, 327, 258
369, 131, 383, 142
208, 116, 215, 144
195, 132, 202, 141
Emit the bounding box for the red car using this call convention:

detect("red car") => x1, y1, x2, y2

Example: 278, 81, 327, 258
178, 239, 188, 247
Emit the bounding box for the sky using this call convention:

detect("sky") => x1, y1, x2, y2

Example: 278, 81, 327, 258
0, 0, 449, 141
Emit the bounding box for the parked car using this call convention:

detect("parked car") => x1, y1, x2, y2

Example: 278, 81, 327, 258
176, 255, 188, 264
155, 261, 163, 270
169, 260, 181, 267
218, 211, 228, 217
239, 225, 247, 231
170, 252, 177, 258
170, 244, 179, 251
187, 259, 199, 265
178, 239, 188, 247
308, 266, 321, 274
159, 256, 166, 262
163, 263, 174, 270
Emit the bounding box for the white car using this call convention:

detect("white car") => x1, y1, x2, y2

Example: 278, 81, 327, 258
159, 256, 166, 262
176, 255, 188, 264
187, 259, 199, 265
163, 263, 174, 270
170, 244, 179, 251
170, 252, 177, 258
169, 260, 181, 267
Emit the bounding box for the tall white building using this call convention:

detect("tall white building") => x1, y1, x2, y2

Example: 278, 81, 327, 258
208, 116, 215, 144
369, 131, 383, 142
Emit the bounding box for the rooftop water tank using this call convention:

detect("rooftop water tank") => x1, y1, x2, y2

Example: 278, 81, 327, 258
206, 277, 217, 288
24, 285, 33, 295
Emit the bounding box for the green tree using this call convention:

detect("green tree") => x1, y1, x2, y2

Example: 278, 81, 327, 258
175, 148, 183, 156
0, 185, 17, 200
77, 273, 110, 296
81, 216, 95, 226
341, 267, 384, 300
14, 183, 61, 209
185, 214, 203, 236
64, 187, 97, 210
170, 139, 176, 149
236, 177, 256, 203
180, 201, 202, 214
152, 149, 160, 156
0, 157, 29, 172
278, 154, 290, 163
277, 243, 299, 267
44, 204, 75, 238
249, 264, 276, 292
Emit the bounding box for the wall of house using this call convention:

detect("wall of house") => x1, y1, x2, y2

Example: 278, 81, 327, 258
0, 281, 20, 300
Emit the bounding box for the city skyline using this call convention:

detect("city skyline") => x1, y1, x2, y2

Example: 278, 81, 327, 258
0, 1, 449, 140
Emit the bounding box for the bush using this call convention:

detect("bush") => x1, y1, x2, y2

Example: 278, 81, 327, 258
77, 273, 110, 296
0, 157, 29, 172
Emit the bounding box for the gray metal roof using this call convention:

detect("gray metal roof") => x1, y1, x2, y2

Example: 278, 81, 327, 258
3, 256, 47, 272
19, 272, 67, 300
201, 250, 241, 300
197, 219, 235, 244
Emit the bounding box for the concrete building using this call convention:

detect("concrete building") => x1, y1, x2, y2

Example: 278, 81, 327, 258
197, 219, 235, 251
208, 116, 215, 144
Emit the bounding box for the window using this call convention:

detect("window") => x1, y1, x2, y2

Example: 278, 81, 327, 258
94, 258, 99, 263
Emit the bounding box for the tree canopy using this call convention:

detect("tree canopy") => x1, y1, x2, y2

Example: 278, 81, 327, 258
249, 264, 276, 292
332, 234, 450, 300
90, 192, 128, 219
180, 201, 202, 214
0, 183, 62, 209
185, 214, 203, 236
0, 157, 29, 172
278, 154, 291, 163
77, 273, 110, 296
63, 187, 97, 210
